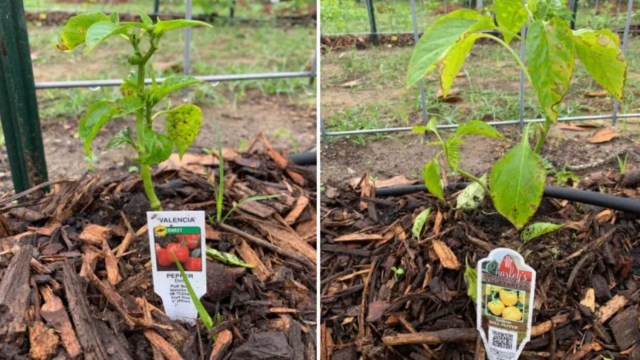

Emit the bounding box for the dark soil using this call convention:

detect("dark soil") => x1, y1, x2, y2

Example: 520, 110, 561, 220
0, 139, 317, 359
321, 170, 640, 359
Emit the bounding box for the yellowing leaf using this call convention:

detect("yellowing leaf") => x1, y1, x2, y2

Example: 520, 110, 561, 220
165, 104, 203, 157
526, 18, 575, 122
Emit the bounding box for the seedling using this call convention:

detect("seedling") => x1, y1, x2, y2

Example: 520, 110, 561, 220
57, 13, 212, 210
409, 0, 627, 228
616, 153, 629, 175
390, 266, 405, 280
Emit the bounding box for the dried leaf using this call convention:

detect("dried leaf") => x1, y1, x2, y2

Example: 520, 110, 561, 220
375, 176, 417, 188
587, 128, 619, 143
585, 89, 608, 98
79, 224, 111, 246
334, 233, 384, 242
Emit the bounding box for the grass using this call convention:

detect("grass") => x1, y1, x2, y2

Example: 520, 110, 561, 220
24, 0, 313, 20
322, 34, 640, 142
321, 0, 640, 35
28, 22, 315, 120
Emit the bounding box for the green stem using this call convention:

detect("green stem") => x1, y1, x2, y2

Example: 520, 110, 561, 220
141, 164, 162, 210
457, 168, 490, 194
479, 33, 534, 86
534, 118, 551, 153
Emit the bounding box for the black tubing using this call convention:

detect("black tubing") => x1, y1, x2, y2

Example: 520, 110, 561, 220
375, 183, 640, 215
289, 151, 317, 166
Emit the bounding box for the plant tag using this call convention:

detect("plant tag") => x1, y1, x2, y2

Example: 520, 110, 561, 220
477, 248, 536, 360
147, 211, 207, 322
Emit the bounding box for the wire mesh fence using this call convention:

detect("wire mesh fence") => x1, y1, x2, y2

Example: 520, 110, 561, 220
321, 0, 640, 139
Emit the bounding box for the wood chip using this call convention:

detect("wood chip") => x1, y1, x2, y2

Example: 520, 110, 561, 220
284, 196, 309, 225
209, 329, 233, 360
596, 294, 628, 324
29, 321, 59, 360
432, 240, 460, 270
144, 330, 184, 360
238, 200, 276, 219
610, 306, 640, 350
580, 288, 595, 312
40, 287, 82, 358
205, 224, 221, 241
270, 307, 299, 314
334, 233, 384, 242
236, 240, 270, 282
0, 246, 32, 340
79, 224, 111, 246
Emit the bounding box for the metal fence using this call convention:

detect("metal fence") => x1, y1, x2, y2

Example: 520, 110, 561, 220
321, 0, 640, 140
0, 0, 317, 193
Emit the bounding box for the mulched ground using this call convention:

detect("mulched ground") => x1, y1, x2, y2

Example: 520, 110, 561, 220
0, 135, 316, 359
320, 170, 640, 360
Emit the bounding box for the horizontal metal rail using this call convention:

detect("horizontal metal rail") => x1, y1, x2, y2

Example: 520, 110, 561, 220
35, 71, 315, 90
323, 113, 640, 137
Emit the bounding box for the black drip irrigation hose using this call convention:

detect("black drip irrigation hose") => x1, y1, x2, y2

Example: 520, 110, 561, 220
375, 182, 640, 215
289, 151, 317, 166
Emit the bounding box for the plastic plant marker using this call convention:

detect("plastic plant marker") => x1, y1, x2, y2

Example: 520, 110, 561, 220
147, 211, 207, 322
477, 248, 536, 360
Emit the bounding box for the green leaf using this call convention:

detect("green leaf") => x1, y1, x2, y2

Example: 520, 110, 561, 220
526, 18, 575, 122
105, 127, 135, 151
120, 73, 138, 97
84, 21, 120, 53
150, 75, 202, 106
109, 12, 119, 23
494, 0, 528, 45
166, 104, 203, 157
412, 118, 439, 135
154, 19, 212, 36
79, 100, 117, 158
521, 222, 563, 242
423, 159, 444, 201
455, 120, 506, 140
489, 136, 546, 229
117, 96, 144, 114
456, 174, 486, 210
555, 168, 580, 186
138, 11, 154, 26
444, 137, 463, 170
573, 29, 627, 101
139, 129, 173, 165
412, 207, 431, 239
56, 12, 110, 51
205, 248, 253, 268
464, 258, 478, 303
172, 253, 214, 330
407, 10, 494, 89
440, 33, 481, 97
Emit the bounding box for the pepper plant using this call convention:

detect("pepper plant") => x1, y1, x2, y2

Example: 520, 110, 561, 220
408, 0, 627, 228
56, 13, 211, 210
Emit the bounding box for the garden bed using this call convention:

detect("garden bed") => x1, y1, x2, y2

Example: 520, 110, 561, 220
320, 172, 640, 359
0, 137, 317, 359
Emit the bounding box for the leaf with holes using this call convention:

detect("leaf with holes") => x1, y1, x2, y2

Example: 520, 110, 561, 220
573, 29, 627, 101
56, 12, 111, 51
456, 174, 486, 210
526, 18, 575, 122
166, 104, 203, 157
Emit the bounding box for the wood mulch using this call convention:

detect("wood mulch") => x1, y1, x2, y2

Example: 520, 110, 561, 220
321, 172, 640, 360
0, 135, 317, 359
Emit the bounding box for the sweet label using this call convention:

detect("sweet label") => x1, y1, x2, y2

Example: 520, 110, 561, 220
147, 211, 207, 322
477, 248, 536, 360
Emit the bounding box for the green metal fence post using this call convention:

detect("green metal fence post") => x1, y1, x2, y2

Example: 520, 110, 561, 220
365, 0, 379, 46
0, 0, 49, 193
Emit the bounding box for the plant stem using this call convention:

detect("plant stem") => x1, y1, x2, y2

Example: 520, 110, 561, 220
479, 33, 534, 86
141, 164, 162, 210
533, 118, 551, 153
457, 168, 490, 194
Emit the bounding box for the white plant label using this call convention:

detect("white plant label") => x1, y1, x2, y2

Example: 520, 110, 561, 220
477, 248, 536, 360
147, 211, 207, 322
